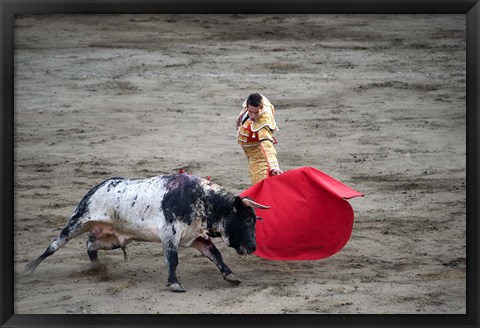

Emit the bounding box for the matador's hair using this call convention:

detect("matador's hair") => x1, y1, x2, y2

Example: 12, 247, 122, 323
246, 93, 264, 107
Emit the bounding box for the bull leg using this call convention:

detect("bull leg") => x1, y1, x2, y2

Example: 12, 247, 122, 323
164, 242, 185, 292
191, 237, 241, 285
24, 219, 87, 275
86, 233, 125, 270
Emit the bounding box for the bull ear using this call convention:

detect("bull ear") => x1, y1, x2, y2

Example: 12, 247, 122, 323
234, 196, 245, 212
241, 197, 271, 209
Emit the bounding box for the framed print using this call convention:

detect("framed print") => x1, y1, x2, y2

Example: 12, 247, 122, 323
1, 1, 479, 327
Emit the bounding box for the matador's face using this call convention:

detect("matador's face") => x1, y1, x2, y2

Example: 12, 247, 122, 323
246, 105, 262, 121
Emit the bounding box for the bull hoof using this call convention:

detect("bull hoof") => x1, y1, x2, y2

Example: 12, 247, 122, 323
224, 273, 242, 285
168, 283, 186, 292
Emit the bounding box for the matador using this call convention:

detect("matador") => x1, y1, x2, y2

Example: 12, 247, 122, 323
237, 93, 283, 185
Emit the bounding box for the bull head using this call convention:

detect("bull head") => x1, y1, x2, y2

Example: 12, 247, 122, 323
228, 197, 270, 255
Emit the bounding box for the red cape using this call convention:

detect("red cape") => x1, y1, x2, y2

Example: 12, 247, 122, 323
240, 166, 363, 261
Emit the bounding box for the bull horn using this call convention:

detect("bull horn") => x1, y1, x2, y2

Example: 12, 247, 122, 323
242, 197, 270, 209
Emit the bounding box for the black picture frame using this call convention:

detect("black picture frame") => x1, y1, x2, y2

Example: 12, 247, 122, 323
1, 1, 478, 327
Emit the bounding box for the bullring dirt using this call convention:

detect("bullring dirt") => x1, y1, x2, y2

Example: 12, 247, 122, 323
13, 14, 465, 314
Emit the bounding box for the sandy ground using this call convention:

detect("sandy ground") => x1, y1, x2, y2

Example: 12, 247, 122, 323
13, 14, 466, 314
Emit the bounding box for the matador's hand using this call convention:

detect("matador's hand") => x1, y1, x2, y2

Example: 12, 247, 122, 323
271, 168, 283, 176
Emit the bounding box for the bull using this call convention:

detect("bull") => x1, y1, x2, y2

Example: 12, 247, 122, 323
24, 173, 269, 292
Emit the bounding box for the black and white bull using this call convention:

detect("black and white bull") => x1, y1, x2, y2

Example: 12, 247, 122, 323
24, 173, 269, 292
